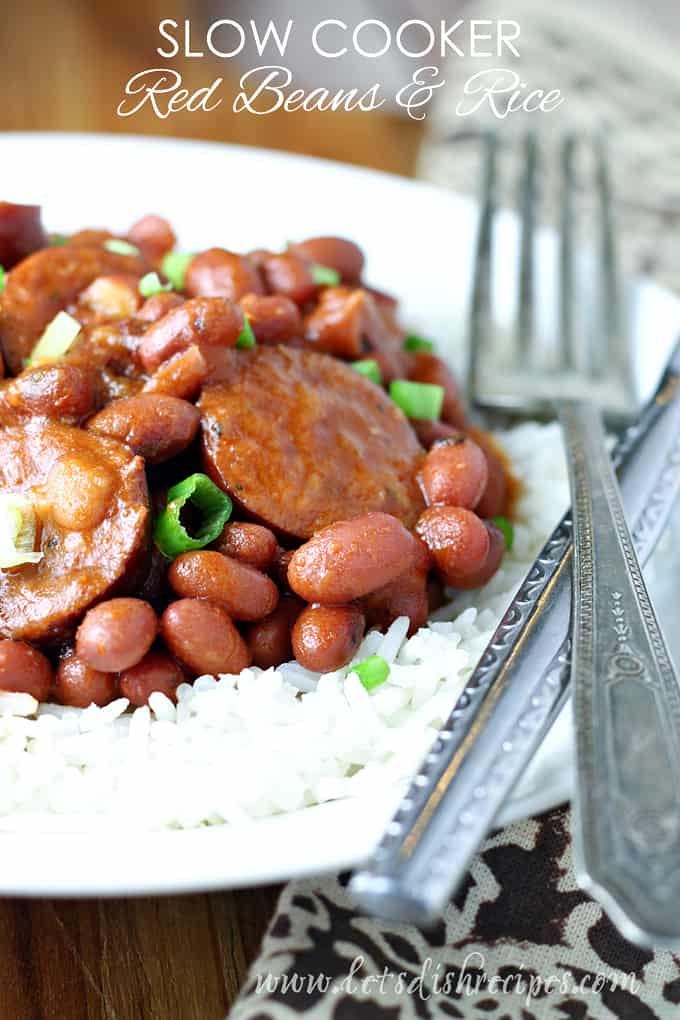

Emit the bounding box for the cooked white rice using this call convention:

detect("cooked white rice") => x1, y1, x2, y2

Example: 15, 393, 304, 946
0, 423, 567, 832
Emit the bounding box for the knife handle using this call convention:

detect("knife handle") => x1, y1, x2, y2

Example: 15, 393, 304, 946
562, 400, 680, 948
350, 351, 680, 927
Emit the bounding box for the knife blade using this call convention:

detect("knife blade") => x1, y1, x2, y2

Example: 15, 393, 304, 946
350, 338, 680, 925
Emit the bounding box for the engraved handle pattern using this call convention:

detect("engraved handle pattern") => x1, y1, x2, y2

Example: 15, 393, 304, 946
561, 400, 680, 946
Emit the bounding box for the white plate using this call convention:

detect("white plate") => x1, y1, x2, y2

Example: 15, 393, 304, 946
1, 133, 679, 897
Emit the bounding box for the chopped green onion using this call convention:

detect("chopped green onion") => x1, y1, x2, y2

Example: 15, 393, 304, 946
389, 380, 444, 421
161, 251, 194, 291
352, 359, 382, 386
352, 655, 390, 693
0, 266, 5, 295
154, 473, 232, 560
103, 238, 140, 256
50, 234, 68, 246
492, 516, 514, 551
404, 334, 435, 353
0, 495, 43, 570
28, 311, 81, 365
235, 316, 256, 349
311, 263, 341, 287
138, 271, 173, 298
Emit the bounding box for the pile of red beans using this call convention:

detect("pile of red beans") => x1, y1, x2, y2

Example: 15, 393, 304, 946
0, 202, 512, 709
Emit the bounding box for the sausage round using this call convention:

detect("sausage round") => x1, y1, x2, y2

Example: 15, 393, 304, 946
199, 347, 424, 539
0, 421, 150, 644
0, 244, 145, 374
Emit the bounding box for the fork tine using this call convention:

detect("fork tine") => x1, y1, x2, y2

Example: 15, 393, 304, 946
559, 135, 577, 370
468, 131, 497, 401
516, 132, 538, 362
594, 133, 622, 382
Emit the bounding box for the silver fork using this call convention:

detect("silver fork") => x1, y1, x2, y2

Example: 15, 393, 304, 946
351, 133, 680, 946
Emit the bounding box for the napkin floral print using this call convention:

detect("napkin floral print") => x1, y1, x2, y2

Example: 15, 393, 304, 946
231, 807, 680, 1020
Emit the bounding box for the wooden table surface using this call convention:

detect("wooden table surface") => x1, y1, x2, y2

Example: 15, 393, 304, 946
0, 2, 425, 1017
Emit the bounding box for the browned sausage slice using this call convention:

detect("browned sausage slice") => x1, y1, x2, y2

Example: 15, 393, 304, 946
0, 422, 150, 644
0, 244, 146, 374
199, 346, 424, 539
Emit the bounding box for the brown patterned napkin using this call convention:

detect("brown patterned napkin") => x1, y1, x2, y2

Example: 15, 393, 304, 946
231, 808, 680, 1019
230, 3, 680, 1016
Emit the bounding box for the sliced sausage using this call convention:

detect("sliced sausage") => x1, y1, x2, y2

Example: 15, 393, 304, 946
200, 347, 424, 539
0, 244, 146, 374
0, 421, 150, 644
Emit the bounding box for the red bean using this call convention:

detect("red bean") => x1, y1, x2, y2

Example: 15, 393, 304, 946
76, 598, 158, 672
127, 214, 176, 261
261, 253, 316, 306
303, 286, 386, 359
292, 604, 365, 673
0, 202, 46, 269
418, 437, 489, 510
476, 446, 510, 519
5, 363, 96, 423
214, 522, 278, 572
0, 640, 53, 701
362, 568, 429, 637
161, 599, 251, 676
86, 394, 200, 464
168, 550, 279, 621
239, 293, 302, 345
412, 420, 462, 450
119, 651, 184, 706
416, 507, 490, 589
289, 237, 364, 283
269, 547, 295, 589
408, 352, 467, 429
142, 345, 208, 401
185, 249, 264, 301
54, 653, 118, 708
137, 297, 243, 374
288, 512, 418, 604
137, 292, 185, 323
246, 595, 304, 669
460, 522, 506, 588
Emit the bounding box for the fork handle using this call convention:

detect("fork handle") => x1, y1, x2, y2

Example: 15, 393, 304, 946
559, 400, 680, 946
